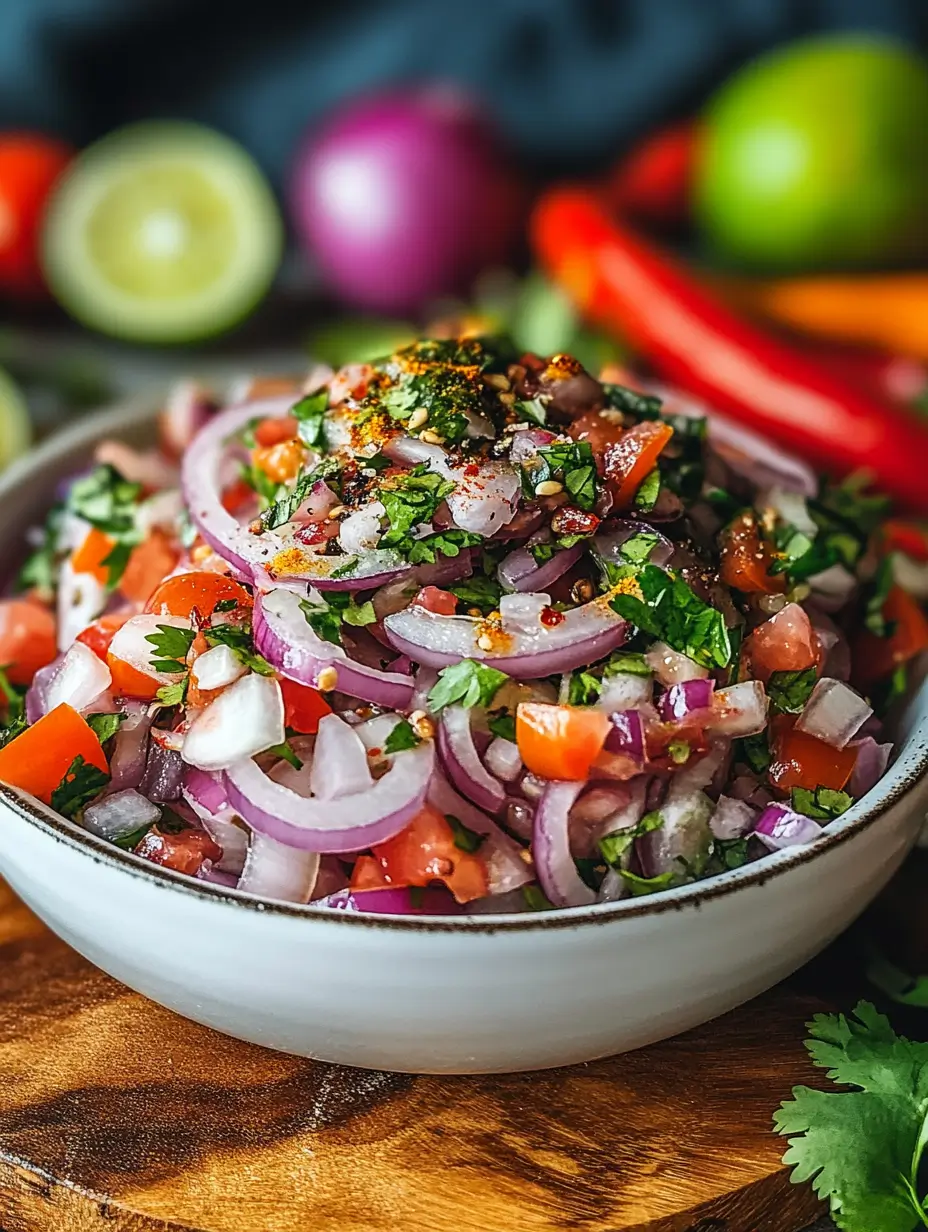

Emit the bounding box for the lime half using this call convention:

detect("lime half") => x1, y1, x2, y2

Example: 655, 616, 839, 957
0, 364, 31, 467
42, 122, 283, 343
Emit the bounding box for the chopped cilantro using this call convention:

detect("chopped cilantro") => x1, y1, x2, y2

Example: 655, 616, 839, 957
17, 504, 63, 594
68, 465, 142, 538
567, 671, 601, 706
86, 712, 126, 744
113, 823, 154, 851
380, 469, 456, 556
428, 659, 508, 713
522, 884, 555, 911
406, 529, 482, 566
619, 531, 660, 566
487, 708, 516, 742
518, 397, 548, 427
610, 564, 731, 670
791, 786, 854, 821
290, 388, 329, 449
383, 719, 420, 754
601, 383, 663, 419
155, 678, 189, 708
767, 667, 818, 714
50, 754, 109, 820
603, 651, 653, 678
0, 666, 26, 750
618, 868, 676, 896
864, 557, 896, 638
598, 810, 663, 868
529, 541, 558, 565
667, 739, 691, 765
738, 731, 771, 775
446, 814, 486, 853
633, 467, 661, 512
524, 441, 599, 511
714, 837, 750, 870
449, 574, 502, 613
213, 598, 238, 614
266, 739, 303, 770
204, 622, 276, 674
298, 593, 376, 648
145, 624, 195, 674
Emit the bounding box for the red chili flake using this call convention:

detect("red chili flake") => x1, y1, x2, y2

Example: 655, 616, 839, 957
540, 606, 565, 627
550, 505, 601, 537
295, 522, 330, 546
463, 463, 480, 478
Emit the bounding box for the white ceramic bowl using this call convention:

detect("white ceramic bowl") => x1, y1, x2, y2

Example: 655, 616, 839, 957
0, 403, 925, 1075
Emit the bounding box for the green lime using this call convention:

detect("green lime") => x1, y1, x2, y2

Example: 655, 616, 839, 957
696, 36, 928, 269
0, 365, 31, 467
42, 122, 283, 343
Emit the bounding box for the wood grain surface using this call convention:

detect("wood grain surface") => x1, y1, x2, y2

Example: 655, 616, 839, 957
0, 879, 828, 1232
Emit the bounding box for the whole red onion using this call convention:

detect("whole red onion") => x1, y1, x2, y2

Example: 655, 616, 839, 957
289, 87, 524, 312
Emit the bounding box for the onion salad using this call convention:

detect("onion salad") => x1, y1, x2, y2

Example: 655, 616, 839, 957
0, 335, 924, 914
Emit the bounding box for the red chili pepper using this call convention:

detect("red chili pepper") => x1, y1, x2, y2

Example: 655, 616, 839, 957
605, 121, 698, 232
531, 187, 928, 513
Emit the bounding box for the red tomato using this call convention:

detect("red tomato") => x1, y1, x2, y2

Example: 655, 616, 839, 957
221, 477, 255, 515
76, 611, 132, 661
0, 134, 73, 297
747, 603, 821, 683
855, 585, 928, 685
0, 703, 107, 802
280, 676, 331, 734
0, 598, 57, 685
119, 529, 179, 605
350, 805, 489, 903
134, 826, 222, 876
106, 655, 163, 701
253, 416, 298, 447
603, 421, 674, 510
568, 409, 625, 460
412, 586, 458, 616
516, 702, 611, 781
146, 572, 251, 621
720, 511, 785, 595
769, 721, 858, 793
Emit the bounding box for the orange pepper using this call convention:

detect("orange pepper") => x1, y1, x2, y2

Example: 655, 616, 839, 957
603, 420, 673, 510
252, 439, 305, 485
720, 511, 786, 595
0, 598, 57, 686
146, 571, 251, 621
769, 722, 858, 794
119, 529, 179, 605
106, 656, 164, 701
350, 805, 489, 903
516, 702, 611, 781
71, 526, 115, 584
855, 585, 928, 685
279, 676, 331, 734
0, 703, 108, 803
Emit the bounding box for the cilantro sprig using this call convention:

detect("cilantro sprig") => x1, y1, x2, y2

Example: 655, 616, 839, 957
791, 786, 854, 821
290, 388, 329, 449
610, 564, 732, 670
380, 469, 456, 556
300, 592, 376, 647
50, 755, 110, 820
204, 623, 276, 675
598, 811, 663, 869
428, 659, 508, 713
0, 666, 27, 750
520, 440, 599, 511
145, 624, 195, 674
767, 668, 818, 715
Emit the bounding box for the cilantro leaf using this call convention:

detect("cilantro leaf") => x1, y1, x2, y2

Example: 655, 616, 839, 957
383, 719, 420, 755
50, 754, 110, 819
204, 622, 277, 674
290, 388, 329, 449
213, 598, 238, 614
619, 531, 660, 566
68, 465, 143, 538
598, 810, 663, 869
446, 813, 486, 853
17, 504, 64, 595
768, 668, 818, 715
865, 557, 897, 639
775, 1001, 928, 1232
526, 441, 599, 511
380, 470, 456, 555
567, 671, 601, 706
86, 712, 126, 744
428, 659, 508, 713
259, 468, 314, 528
610, 565, 731, 670
601, 383, 663, 419
145, 624, 195, 674
449, 574, 502, 614
518, 397, 548, 427
300, 597, 344, 647
791, 786, 854, 821
618, 868, 676, 897
155, 678, 189, 708
866, 947, 928, 1009
603, 651, 653, 678
298, 593, 376, 649
522, 884, 555, 911
633, 467, 661, 512
406, 529, 482, 566
737, 731, 771, 775
266, 739, 303, 770
487, 708, 516, 742
113, 822, 155, 851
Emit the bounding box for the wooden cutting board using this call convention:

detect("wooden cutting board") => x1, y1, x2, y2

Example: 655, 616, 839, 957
0, 877, 838, 1232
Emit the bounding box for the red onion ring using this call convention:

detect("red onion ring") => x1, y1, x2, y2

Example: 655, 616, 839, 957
254, 587, 415, 710
497, 542, 583, 593
383, 597, 629, 678
237, 831, 321, 903
437, 705, 506, 814
311, 885, 463, 915
533, 780, 596, 908
223, 739, 434, 853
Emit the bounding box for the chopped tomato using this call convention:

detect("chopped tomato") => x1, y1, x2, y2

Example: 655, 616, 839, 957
720, 512, 786, 595
412, 586, 458, 616
119, 530, 179, 605
221, 477, 255, 515
350, 805, 489, 903
567, 409, 625, 459
71, 526, 115, 584
252, 439, 305, 484
516, 702, 611, 781
280, 676, 331, 734
134, 826, 222, 876
0, 703, 108, 803
77, 611, 132, 660
106, 656, 163, 700
882, 519, 928, 563
146, 571, 251, 621
0, 598, 57, 685
769, 721, 858, 794
603, 420, 674, 510
855, 585, 928, 685
746, 602, 821, 683
254, 416, 298, 448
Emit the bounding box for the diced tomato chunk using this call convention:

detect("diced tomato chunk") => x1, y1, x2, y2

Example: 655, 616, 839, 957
119, 529, 179, 605
747, 603, 821, 683
279, 676, 331, 734
720, 512, 786, 595
253, 415, 298, 447
855, 585, 928, 685
350, 805, 489, 903
134, 826, 222, 876
412, 586, 458, 616
516, 702, 611, 781
221, 478, 255, 515
77, 611, 132, 660
603, 420, 674, 510
769, 721, 858, 793
0, 703, 108, 803
0, 598, 57, 685
252, 439, 305, 484
882, 520, 928, 563
146, 572, 251, 621
106, 656, 163, 700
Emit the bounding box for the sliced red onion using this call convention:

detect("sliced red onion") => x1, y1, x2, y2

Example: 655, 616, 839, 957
498, 591, 551, 633
25, 653, 64, 726
161, 380, 216, 456
182, 767, 249, 874
849, 736, 893, 798
796, 678, 872, 750
181, 673, 285, 772
383, 435, 452, 475
570, 780, 646, 860
598, 869, 628, 903
224, 739, 434, 853
709, 795, 757, 841
811, 612, 852, 682
139, 741, 184, 803
807, 563, 857, 612
237, 831, 320, 904
598, 671, 653, 712
497, 543, 583, 593
520, 772, 546, 802
107, 704, 154, 793
707, 681, 768, 738
533, 780, 596, 908
894, 552, 928, 600
605, 709, 646, 764
703, 408, 819, 497
384, 597, 629, 677
636, 784, 714, 879
197, 866, 239, 888
255, 587, 415, 710
645, 641, 708, 686
312, 885, 463, 915
509, 428, 556, 463
308, 714, 373, 799
427, 774, 532, 896
337, 501, 385, 555
445, 461, 520, 536
83, 788, 161, 842
754, 804, 822, 850
658, 678, 715, 722
594, 521, 673, 569
761, 486, 817, 536
504, 797, 534, 841
437, 705, 506, 814
484, 736, 523, 783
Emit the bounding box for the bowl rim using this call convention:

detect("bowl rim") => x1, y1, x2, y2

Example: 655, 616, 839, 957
2, 398, 926, 935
